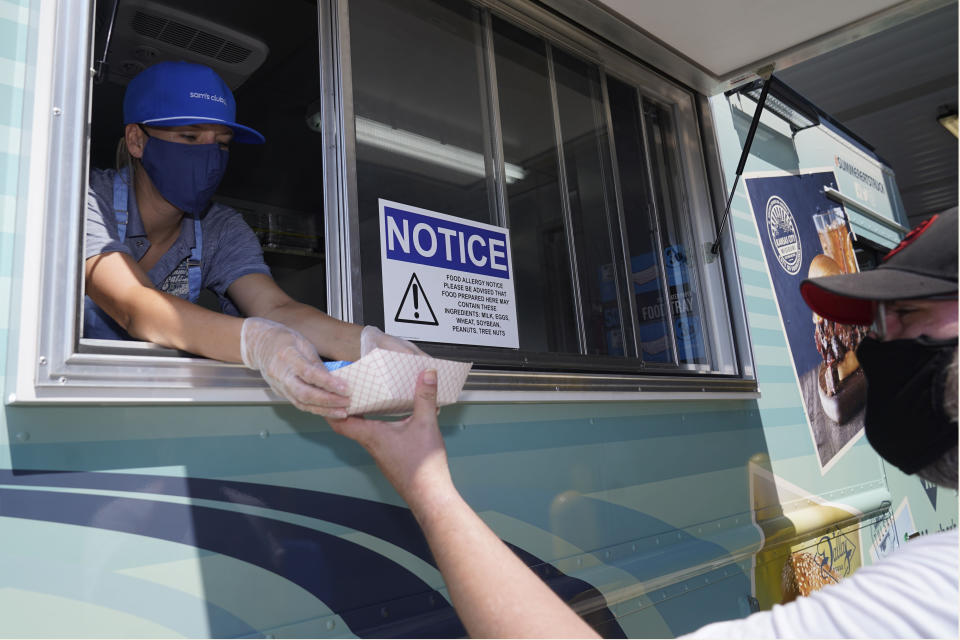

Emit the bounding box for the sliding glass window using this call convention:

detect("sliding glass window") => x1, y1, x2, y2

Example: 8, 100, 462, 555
351, 0, 494, 330
344, 0, 735, 377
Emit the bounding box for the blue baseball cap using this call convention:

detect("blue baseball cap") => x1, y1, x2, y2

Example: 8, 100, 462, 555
123, 61, 264, 144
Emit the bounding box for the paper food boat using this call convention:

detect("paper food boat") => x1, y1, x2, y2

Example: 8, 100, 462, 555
329, 349, 472, 415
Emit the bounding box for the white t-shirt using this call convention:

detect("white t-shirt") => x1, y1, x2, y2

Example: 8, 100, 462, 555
682, 529, 958, 639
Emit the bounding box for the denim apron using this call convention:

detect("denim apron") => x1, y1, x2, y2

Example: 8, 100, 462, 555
83, 169, 203, 340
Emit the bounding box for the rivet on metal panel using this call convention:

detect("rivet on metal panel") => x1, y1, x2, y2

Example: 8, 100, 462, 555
15, 432, 29, 442
58, 376, 67, 385
259, 430, 269, 439
325, 620, 336, 630
52, 107, 62, 116
38, 356, 47, 365
6, 393, 15, 403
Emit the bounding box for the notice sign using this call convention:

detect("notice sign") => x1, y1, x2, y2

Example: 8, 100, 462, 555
379, 199, 519, 348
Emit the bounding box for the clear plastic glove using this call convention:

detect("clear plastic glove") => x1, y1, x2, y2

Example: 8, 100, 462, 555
360, 325, 426, 357
241, 317, 351, 417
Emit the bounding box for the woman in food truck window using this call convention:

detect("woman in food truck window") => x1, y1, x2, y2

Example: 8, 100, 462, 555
84, 61, 422, 416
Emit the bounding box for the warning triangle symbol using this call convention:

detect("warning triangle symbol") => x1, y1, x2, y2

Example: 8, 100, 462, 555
395, 273, 439, 326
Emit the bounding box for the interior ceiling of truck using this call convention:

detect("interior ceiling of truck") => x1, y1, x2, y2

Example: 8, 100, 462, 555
97, 0, 956, 227
777, 4, 958, 226
587, 0, 958, 225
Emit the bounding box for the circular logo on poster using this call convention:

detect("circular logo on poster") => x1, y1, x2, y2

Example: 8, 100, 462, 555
765, 196, 802, 275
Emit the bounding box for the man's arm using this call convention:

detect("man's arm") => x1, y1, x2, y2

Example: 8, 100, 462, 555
328, 372, 599, 639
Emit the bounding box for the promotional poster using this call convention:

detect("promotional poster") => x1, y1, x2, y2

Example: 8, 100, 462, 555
744, 171, 866, 471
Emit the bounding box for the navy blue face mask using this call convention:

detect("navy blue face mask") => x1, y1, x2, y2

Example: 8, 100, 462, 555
139, 130, 229, 215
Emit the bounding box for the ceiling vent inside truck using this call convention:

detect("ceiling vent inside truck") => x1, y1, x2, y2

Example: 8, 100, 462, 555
107, 0, 269, 89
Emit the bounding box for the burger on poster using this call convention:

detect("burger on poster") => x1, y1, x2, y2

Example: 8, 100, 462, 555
808, 254, 867, 423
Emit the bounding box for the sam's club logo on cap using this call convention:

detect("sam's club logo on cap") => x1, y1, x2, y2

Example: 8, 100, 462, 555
765, 195, 802, 275
189, 91, 227, 106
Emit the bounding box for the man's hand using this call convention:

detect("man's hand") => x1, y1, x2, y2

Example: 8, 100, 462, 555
361, 325, 427, 357
327, 370, 453, 504
329, 369, 600, 639
240, 317, 351, 418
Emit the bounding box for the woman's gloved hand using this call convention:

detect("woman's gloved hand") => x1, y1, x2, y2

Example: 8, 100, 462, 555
360, 325, 426, 357
241, 317, 351, 417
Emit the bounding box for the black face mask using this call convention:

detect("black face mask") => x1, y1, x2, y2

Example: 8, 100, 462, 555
856, 336, 958, 474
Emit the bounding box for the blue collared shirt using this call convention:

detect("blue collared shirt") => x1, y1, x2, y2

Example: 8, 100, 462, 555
85, 168, 271, 316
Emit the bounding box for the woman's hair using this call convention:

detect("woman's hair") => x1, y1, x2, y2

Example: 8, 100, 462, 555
115, 132, 141, 195
115, 135, 134, 172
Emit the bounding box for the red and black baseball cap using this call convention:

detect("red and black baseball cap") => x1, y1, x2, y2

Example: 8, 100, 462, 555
800, 207, 958, 326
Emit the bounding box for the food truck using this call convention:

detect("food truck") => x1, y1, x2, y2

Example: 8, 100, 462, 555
1, 0, 956, 636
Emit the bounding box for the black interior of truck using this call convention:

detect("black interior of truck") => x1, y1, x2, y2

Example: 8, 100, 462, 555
91, 0, 327, 311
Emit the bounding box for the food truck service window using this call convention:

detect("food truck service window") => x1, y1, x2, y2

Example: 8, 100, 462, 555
14, 0, 753, 403
340, 0, 746, 388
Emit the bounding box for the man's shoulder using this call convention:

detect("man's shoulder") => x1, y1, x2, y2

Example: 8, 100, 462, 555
894, 528, 960, 556
874, 528, 958, 580
901, 528, 958, 554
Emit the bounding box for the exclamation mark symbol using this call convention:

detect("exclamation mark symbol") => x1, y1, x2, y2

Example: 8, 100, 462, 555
413, 283, 420, 319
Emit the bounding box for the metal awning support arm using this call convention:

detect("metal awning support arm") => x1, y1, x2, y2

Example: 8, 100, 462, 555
94, 0, 121, 83
710, 72, 773, 255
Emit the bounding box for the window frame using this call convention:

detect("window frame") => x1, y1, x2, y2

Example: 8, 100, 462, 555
9, 0, 757, 405
327, 0, 755, 390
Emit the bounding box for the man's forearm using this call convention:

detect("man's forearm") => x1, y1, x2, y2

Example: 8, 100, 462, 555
328, 374, 595, 638
410, 485, 599, 639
